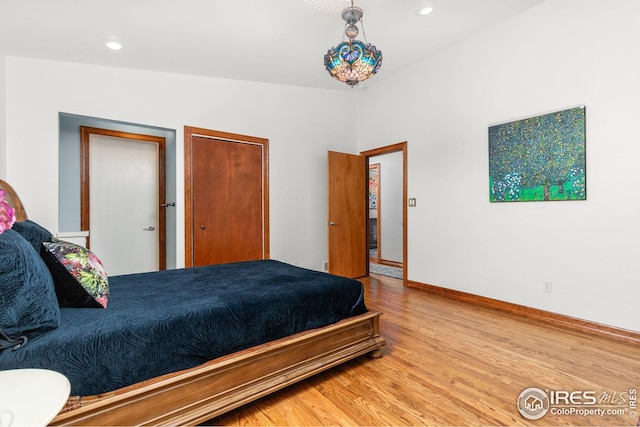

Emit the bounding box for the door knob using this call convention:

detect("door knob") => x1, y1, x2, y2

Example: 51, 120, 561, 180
329, 221, 337, 226
142, 226, 156, 231
200, 225, 207, 230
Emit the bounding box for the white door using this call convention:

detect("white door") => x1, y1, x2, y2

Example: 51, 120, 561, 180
89, 135, 159, 275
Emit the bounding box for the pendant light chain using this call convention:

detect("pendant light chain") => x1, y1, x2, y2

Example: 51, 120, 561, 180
323, 0, 383, 87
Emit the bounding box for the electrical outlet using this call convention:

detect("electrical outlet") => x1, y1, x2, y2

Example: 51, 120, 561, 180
543, 281, 553, 293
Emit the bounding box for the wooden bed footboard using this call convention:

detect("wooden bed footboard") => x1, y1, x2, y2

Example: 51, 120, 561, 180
51, 311, 384, 426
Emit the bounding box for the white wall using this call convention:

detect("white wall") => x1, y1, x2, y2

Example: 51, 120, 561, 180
5, 57, 357, 271
357, 0, 640, 332
0, 51, 6, 179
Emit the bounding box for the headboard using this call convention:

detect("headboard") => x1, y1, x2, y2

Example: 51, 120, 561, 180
0, 179, 28, 222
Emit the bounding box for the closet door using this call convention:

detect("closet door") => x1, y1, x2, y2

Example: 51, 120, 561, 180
184, 127, 269, 267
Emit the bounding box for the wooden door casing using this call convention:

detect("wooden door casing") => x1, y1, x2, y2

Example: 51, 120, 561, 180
184, 127, 270, 267
361, 141, 408, 285
80, 127, 166, 272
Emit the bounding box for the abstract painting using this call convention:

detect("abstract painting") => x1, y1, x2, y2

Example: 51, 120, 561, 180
488, 106, 586, 202
369, 164, 379, 209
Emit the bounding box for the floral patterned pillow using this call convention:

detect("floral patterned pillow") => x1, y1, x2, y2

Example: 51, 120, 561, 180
0, 189, 16, 234
41, 238, 109, 308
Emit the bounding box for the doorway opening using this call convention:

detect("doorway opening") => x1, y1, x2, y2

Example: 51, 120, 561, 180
361, 142, 407, 284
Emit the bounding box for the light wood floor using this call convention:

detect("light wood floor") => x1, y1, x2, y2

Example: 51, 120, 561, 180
210, 274, 639, 426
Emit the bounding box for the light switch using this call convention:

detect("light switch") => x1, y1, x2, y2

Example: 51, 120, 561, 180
408, 198, 416, 207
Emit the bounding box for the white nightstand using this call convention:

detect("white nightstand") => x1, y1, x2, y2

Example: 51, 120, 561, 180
0, 369, 70, 427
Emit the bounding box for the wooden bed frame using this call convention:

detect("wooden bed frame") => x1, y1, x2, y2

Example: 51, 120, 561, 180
0, 179, 27, 222
53, 311, 384, 426
0, 179, 385, 426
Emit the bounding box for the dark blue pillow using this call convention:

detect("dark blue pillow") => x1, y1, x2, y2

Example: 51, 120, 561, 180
10, 220, 53, 253
0, 229, 60, 337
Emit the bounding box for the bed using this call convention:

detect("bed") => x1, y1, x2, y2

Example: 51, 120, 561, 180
0, 179, 385, 426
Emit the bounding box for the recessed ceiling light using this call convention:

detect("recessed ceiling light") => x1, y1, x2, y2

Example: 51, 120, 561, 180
104, 40, 123, 51
417, 6, 434, 16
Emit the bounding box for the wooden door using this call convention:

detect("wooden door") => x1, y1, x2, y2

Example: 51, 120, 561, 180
81, 127, 166, 275
185, 127, 269, 267
328, 151, 367, 278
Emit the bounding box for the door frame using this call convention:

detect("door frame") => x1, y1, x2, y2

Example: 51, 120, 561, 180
184, 126, 270, 267
360, 142, 408, 285
80, 126, 167, 270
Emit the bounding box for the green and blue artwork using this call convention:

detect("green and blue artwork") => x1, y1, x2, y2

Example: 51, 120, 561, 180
488, 106, 586, 202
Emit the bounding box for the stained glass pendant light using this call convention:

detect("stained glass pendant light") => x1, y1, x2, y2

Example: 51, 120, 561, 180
323, 0, 382, 87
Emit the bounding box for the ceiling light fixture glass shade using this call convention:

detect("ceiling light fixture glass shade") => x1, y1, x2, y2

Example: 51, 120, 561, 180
324, 1, 382, 87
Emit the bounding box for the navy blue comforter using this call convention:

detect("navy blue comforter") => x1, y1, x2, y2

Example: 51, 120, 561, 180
0, 260, 366, 396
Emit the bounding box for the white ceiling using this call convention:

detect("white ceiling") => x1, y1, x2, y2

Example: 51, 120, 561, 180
0, 0, 546, 91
